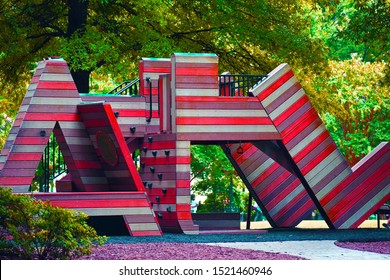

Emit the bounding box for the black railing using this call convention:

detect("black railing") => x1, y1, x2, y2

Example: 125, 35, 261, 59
32, 134, 68, 192
107, 78, 140, 96
219, 74, 267, 96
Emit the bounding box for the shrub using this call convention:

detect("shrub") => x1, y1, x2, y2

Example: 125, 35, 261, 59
0, 188, 106, 259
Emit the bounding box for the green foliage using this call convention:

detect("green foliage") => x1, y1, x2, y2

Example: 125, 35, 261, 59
0, 112, 13, 150
190, 145, 247, 213
0, 0, 331, 93
315, 59, 390, 165
0, 188, 106, 260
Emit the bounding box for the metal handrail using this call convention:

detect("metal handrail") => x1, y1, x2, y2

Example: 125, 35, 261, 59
107, 78, 140, 96
33, 134, 68, 192
219, 74, 267, 96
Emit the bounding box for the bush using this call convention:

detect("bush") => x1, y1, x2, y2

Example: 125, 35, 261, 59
0, 188, 106, 259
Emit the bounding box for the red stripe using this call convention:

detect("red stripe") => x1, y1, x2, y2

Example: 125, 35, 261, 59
320, 150, 388, 207
177, 180, 190, 188
175, 67, 217, 76
281, 108, 318, 141
230, 143, 257, 165
292, 131, 330, 163
177, 212, 192, 220
0, 177, 33, 185
24, 113, 80, 121
36, 81, 77, 90
51, 199, 150, 208
176, 96, 255, 103
145, 141, 176, 150
272, 189, 307, 221
300, 144, 337, 176
280, 198, 314, 226
273, 95, 310, 127
350, 196, 390, 228
13, 137, 49, 145
82, 119, 110, 127
7, 153, 43, 161
75, 161, 102, 169
265, 179, 301, 209
113, 110, 145, 117
259, 169, 291, 198
131, 231, 161, 237
142, 67, 171, 73
142, 156, 190, 165
250, 161, 280, 187
329, 166, 390, 221
176, 117, 273, 125
257, 70, 294, 100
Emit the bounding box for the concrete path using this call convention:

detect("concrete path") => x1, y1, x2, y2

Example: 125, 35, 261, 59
208, 240, 390, 260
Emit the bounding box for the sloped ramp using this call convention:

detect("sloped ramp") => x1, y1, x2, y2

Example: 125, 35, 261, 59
250, 63, 390, 229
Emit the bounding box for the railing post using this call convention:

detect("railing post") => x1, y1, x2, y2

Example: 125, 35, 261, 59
146, 77, 152, 123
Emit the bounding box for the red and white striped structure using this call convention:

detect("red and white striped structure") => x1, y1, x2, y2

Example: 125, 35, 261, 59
0, 54, 388, 235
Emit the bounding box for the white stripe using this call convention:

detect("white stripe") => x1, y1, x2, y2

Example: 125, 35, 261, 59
128, 223, 160, 231
173, 53, 218, 64
339, 185, 390, 229
289, 125, 327, 157
269, 88, 305, 120
64, 137, 92, 145
77, 207, 153, 216
107, 102, 146, 110
20, 120, 55, 128
177, 124, 278, 133
58, 121, 86, 129
175, 89, 219, 97
30, 97, 81, 105
263, 76, 299, 107
316, 168, 352, 200
304, 149, 344, 182
268, 184, 305, 216
104, 170, 131, 177
177, 196, 190, 204
40, 73, 73, 82
81, 177, 109, 184
246, 157, 274, 183
251, 63, 291, 96
176, 109, 268, 117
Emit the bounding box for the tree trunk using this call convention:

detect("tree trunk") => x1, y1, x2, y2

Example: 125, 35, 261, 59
67, 0, 90, 93
71, 69, 91, 93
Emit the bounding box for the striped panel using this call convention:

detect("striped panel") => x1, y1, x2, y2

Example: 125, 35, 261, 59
139, 58, 171, 133
77, 102, 145, 192
53, 122, 109, 192
174, 96, 280, 141
323, 142, 390, 228
172, 53, 219, 98
81, 94, 149, 138
0, 62, 45, 172
34, 192, 162, 236
252, 63, 390, 228
0, 59, 84, 193
226, 143, 314, 227
140, 134, 198, 233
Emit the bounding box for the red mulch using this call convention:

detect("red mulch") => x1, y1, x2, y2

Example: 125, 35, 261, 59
77, 242, 305, 260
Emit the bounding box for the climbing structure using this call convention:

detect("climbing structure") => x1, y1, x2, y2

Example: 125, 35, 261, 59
0, 53, 388, 235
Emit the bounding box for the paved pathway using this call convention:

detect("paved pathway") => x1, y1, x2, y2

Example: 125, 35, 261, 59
208, 240, 390, 260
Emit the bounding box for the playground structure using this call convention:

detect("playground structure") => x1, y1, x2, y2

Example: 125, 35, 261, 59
0, 53, 389, 236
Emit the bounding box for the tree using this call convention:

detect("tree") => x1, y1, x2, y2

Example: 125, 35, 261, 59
0, 0, 331, 95
314, 59, 390, 166
190, 145, 247, 213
